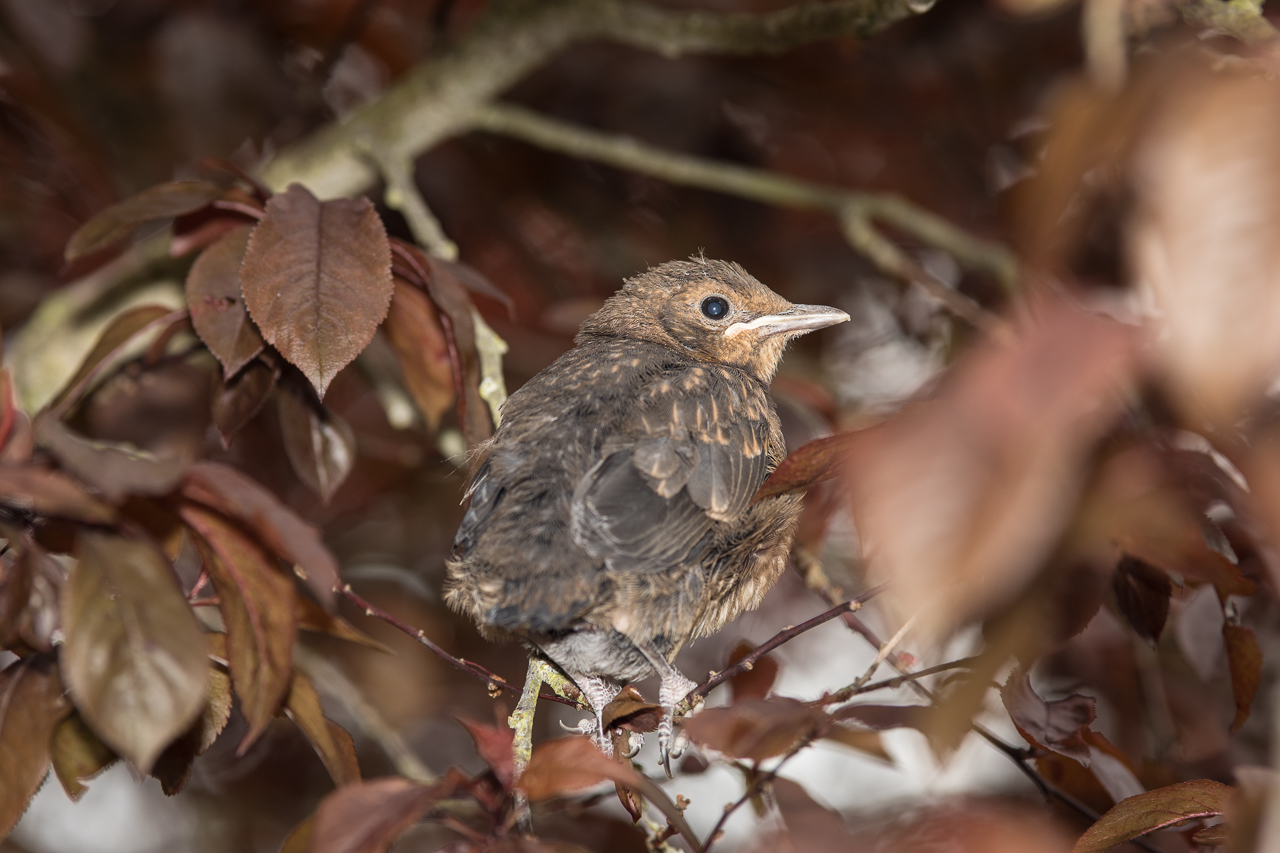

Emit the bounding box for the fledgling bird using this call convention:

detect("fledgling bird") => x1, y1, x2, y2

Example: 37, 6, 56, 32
445, 257, 848, 768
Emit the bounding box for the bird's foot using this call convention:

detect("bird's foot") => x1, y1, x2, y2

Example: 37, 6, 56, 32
620, 732, 644, 760
559, 717, 597, 736
657, 670, 697, 777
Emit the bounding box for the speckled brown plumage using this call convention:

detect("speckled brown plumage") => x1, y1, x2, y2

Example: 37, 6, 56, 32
445, 256, 848, 764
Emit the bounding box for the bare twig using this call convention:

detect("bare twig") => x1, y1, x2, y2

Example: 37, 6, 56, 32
363, 142, 460, 261
829, 656, 978, 701
339, 584, 585, 709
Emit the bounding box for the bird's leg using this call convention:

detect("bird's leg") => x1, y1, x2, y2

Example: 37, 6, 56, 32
572, 675, 622, 757
635, 643, 697, 777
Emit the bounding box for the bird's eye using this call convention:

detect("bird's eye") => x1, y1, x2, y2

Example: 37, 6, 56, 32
700, 296, 730, 320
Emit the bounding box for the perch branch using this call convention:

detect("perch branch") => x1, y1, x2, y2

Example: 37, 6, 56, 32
470, 103, 1011, 327
260, 0, 925, 198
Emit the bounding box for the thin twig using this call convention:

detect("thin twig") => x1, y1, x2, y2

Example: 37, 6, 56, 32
827, 656, 978, 701
850, 610, 917, 689
339, 584, 584, 709
364, 142, 459, 260
702, 738, 811, 853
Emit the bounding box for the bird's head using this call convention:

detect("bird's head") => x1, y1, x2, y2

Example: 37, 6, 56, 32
578, 257, 850, 382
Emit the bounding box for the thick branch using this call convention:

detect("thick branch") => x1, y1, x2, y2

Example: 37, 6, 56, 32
260, 0, 922, 198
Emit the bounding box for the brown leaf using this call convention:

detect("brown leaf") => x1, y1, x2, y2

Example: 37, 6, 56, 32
285, 671, 361, 787
0, 369, 18, 454
186, 225, 264, 378
1223, 624, 1261, 733
819, 725, 890, 761
212, 355, 280, 448
0, 532, 63, 653
0, 655, 69, 836
36, 416, 187, 501
48, 304, 179, 412
1000, 667, 1095, 765
150, 664, 233, 796
60, 532, 209, 772
50, 710, 117, 802
183, 505, 297, 751
1129, 64, 1280, 427
383, 278, 455, 431
727, 640, 779, 703
310, 775, 462, 853
279, 816, 315, 853
0, 465, 117, 524
182, 461, 340, 607
1111, 556, 1171, 644
754, 432, 858, 502
1071, 779, 1233, 853
277, 381, 356, 505
682, 698, 822, 762
519, 735, 640, 801
850, 296, 1137, 640
832, 704, 931, 733
240, 185, 393, 398
772, 777, 855, 852
1192, 824, 1229, 846
600, 686, 663, 734
296, 595, 390, 652
65, 180, 223, 262
457, 715, 515, 790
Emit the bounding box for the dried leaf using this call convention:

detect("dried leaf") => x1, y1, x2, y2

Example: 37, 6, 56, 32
183, 505, 297, 751
65, 180, 223, 261
754, 432, 858, 502
240, 185, 393, 398
383, 278, 455, 431
727, 641, 779, 703
851, 297, 1136, 640
1223, 625, 1261, 733
36, 416, 187, 501
296, 595, 390, 652
1130, 65, 1280, 427
182, 461, 340, 607
47, 304, 178, 412
150, 664, 232, 796
60, 532, 209, 772
1001, 668, 1095, 765
600, 686, 662, 734
1111, 556, 1171, 644
50, 710, 116, 802
773, 777, 855, 851
286, 671, 360, 787
186, 225, 264, 378
682, 697, 822, 762
277, 382, 356, 505
457, 715, 515, 790
310, 775, 462, 853
0, 465, 117, 524
0, 655, 69, 836
0, 533, 63, 653
1192, 824, 1230, 846
1071, 779, 1233, 853
212, 355, 280, 448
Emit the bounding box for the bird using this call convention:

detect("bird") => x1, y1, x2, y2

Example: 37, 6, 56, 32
445, 256, 849, 770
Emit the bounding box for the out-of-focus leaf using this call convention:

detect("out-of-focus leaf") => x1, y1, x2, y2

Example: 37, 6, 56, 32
65, 180, 223, 262
682, 698, 822, 762
36, 416, 186, 501
277, 382, 356, 505
0, 369, 17, 454
457, 715, 514, 790
754, 432, 858, 502
1082, 730, 1145, 805
296, 595, 390, 652
182, 505, 296, 751
1129, 64, 1280, 427
0, 410, 34, 465
310, 775, 463, 853
1193, 824, 1230, 846
171, 185, 264, 257
0, 465, 117, 524
772, 777, 855, 851
0, 655, 69, 836
820, 724, 890, 761
47, 304, 177, 412
832, 704, 930, 732
1223, 625, 1261, 733
150, 664, 233, 796
851, 297, 1136, 641
601, 686, 662, 734
383, 278, 455, 431
279, 816, 315, 853
60, 532, 209, 772
50, 710, 116, 802
182, 461, 340, 607
0, 532, 63, 653
392, 240, 490, 448
240, 184, 392, 399
1111, 556, 1171, 644
1071, 779, 1233, 853
212, 355, 280, 448
285, 671, 360, 787
1001, 668, 1095, 765
727, 640, 779, 702
186, 225, 264, 378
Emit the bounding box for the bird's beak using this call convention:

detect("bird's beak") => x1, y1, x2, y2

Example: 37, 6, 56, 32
724, 304, 850, 339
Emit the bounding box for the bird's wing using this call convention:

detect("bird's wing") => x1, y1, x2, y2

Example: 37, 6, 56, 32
571, 366, 773, 572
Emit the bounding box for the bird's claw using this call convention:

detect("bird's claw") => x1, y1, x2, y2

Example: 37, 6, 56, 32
620, 732, 644, 760
559, 717, 597, 736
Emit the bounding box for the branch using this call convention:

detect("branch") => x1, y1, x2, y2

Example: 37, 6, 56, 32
471, 103, 1011, 327
259, 0, 924, 198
